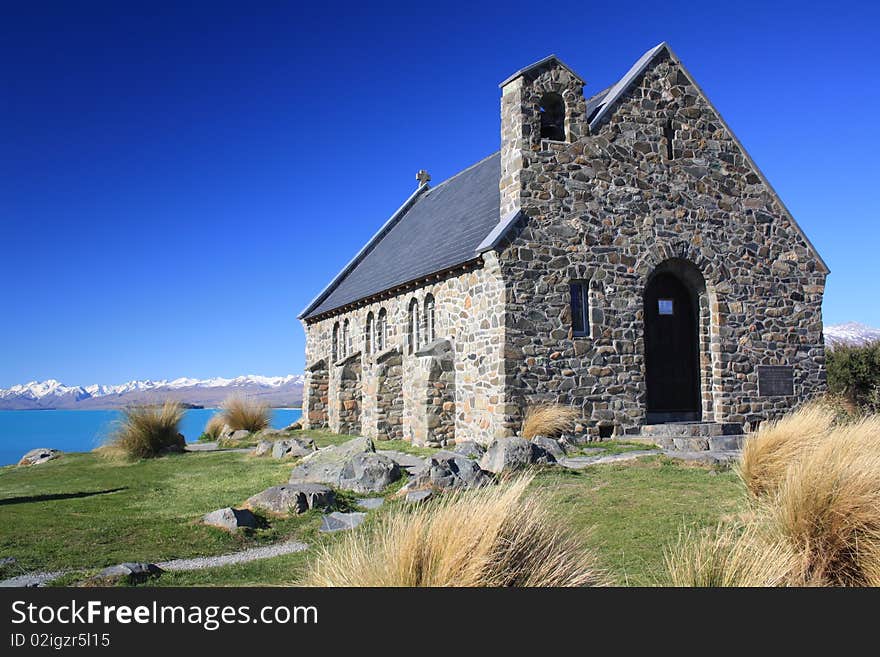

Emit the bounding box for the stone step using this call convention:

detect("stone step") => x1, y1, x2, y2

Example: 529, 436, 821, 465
639, 422, 744, 438
627, 424, 745, 452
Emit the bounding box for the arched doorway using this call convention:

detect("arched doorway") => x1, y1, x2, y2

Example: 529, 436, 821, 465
644, 264, 702, 423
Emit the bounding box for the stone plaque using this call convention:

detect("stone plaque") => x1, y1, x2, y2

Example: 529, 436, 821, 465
757, 366, 794, 397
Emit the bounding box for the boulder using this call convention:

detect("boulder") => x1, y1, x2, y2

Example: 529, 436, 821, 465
406, 451, 493, 491
229, 429, 251, 442
405, 489, 434, 503
253, 440, 274, 457
319, 511, 367, 533
288, 436, 374, 486
452, 441, 486, 459
531, 436, 567, 461
84, 562, 163, 586
271, 437, 316, 459
356, 497, 384, 510
246, 483, 335, 515
479, 437, 556, 474
337, 452, 401, 493
202, 507, 258, 532
284, 420, 303, 431
18, 448, 61, 466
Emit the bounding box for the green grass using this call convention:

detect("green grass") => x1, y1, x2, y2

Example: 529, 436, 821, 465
575, 439, 661, 456
1, 445, 742, 586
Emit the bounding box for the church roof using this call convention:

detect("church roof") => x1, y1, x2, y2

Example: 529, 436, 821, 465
299, 152, 501, 320
300, 43, 828, 321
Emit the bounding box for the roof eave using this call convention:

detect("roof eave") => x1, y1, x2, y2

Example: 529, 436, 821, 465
499, 54, 585, 88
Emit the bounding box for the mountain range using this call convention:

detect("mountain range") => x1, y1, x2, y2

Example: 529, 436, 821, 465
823, 322, 880, 349
0, 375, 303, 411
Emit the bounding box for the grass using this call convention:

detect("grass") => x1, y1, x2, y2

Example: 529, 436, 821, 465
220, 396, 270, 433
0, 442, 742, 586
202, 413, 227, 441
99, 401, 185, 460
0, 451, 317, 573
302, 473, 608, 587
522, 404, 578, 439
575, 439, 660, 456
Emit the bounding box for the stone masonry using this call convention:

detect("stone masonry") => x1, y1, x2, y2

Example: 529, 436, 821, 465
300, 44, 827, 444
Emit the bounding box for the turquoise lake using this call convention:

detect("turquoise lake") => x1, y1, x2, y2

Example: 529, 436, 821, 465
0, 408, 302, 466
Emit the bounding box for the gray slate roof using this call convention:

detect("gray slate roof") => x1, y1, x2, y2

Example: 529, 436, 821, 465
300, 153, 500, 319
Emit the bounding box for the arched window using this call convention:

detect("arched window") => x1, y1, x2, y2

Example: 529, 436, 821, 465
408, 298, 420, 354
376, 308, 387, 352
424, 294, 435, 343
365, 312, 374, 355
539, 92, 565, 141
342, 319, 351, 357
332, 322, 340, 362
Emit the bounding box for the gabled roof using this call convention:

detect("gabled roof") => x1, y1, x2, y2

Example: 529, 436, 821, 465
498, 54, 585, 88
299, 153, 501, 320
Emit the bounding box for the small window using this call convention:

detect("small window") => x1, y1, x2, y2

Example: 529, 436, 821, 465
332, 322, 340, 362
658, 299, 674, 315
365, 312, 374, 355
570, 282, 589, 337
408, 298, 420, 354
663, 119, 675, 160
539, 93, 566, 141
376, 308, 387, 352
424, 294, 435, 343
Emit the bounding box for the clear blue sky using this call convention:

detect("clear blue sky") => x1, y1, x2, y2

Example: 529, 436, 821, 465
2, 1, 878, 388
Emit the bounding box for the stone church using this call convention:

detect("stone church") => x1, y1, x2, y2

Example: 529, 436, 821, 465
298, 42, 827, 446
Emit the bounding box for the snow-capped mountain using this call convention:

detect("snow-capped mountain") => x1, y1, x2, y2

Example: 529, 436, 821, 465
0, 375, 304, 410
824, 322, 880, 349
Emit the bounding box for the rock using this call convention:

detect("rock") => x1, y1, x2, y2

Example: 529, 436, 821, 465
253, 440, 274, 457
84, 562, 163, 586
158, 436, 186, 455
406, 451, 493, 491
202, 507, 258, 532
405, 489, 434, 503
356, 497, 384, 510
271, 437, 316, 459
246, 483, 335, 515
531, 436, 567, 461
376, 450, 426, 473
284, 420, 303, 431
452, 440, 486, 459
229, 429, 251, 442
320, 511, 367, 533
479, 437, 556, 474
17, 448, 61, 466
337, 452, 401, 493
288, 436, 375, 486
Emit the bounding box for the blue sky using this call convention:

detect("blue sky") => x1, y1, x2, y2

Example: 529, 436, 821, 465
2, 1, 878, 388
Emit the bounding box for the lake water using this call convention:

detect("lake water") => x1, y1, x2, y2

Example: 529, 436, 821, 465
0, 408, 302, 466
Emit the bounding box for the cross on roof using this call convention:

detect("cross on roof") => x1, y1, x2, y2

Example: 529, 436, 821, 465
416, 169, 431, 186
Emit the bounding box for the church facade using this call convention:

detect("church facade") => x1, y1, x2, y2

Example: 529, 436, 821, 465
298, 43, 828, 446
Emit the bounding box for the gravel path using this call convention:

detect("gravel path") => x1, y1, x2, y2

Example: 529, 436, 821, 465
0, 539, 309, 587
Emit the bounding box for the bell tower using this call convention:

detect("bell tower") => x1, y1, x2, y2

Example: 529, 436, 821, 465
498, 55, 588, 217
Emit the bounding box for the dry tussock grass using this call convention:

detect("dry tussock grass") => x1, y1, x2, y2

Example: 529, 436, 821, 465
301, 473, 608, 587
99, 401, 185, 460
220, 396, 270, 433
203, 413, 228, 440
522, 404, 578, 439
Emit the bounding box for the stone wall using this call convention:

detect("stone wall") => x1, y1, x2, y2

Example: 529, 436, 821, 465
496, 51, 827, 436
301, 258, 507, 445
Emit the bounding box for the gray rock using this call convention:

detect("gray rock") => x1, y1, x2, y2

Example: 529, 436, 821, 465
531, 436, 567, 461
337, 452, 401, 493
356, 497, 385, 510
246, 483, 334, 515
405, 490, 434, 503
253, 440, 274, 457
17, 448, 61, 466
202, 507, 258, 532
288, 436, 375, 486
407, 451, 493, 491
85, 562, 163, 586
320, 511, 367, 533
284, 420, 303, 431
376, 450, 426, 474
479, 437, 556, 474
271, 437, 315, 459
452, 440, 486, 459
229, 429, 251, 442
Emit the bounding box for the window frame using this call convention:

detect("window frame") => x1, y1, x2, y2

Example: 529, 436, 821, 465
376, 308, 387, 352
365, 312, 374, 355
570, 281, 590, 338
408, 298, 420, 354
424, 294, 435, 344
